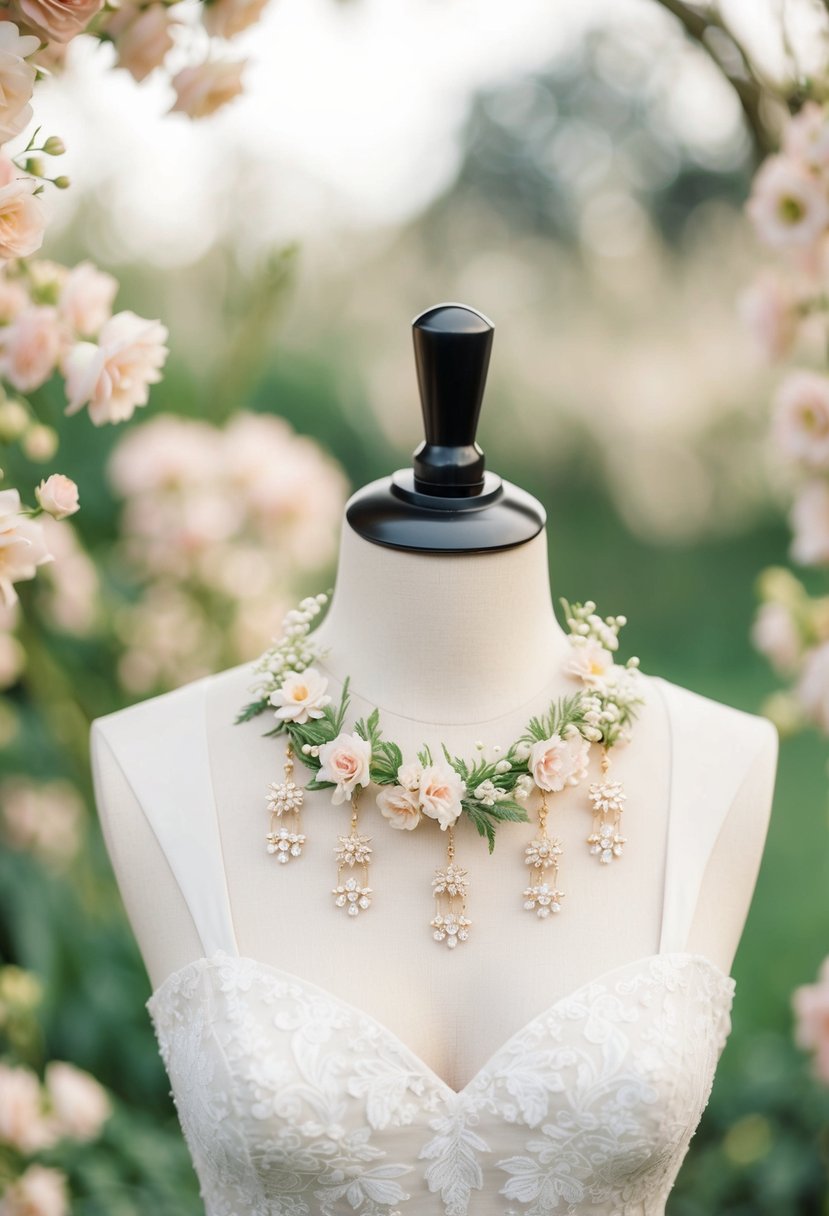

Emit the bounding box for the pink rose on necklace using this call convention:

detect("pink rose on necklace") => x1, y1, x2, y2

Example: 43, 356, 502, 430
419, 764, 466, 831
529, 732, 589, 793
376, 785, 421, 830
317, 732, 372, 805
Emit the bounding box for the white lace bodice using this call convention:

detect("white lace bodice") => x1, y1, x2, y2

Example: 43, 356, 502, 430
146, 948, 734, 1216
99, 675, 752, 1216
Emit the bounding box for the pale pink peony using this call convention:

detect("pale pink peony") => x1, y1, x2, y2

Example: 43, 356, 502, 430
795, 641, 829, 733
113, 4, 176, 83
317, 731, 372, 804
44, 1061, 110, 1142
0, 488, 52, 607
792, 955, 829, 1083
0, 175, 45, 260
0, 22, 39, 146
783, 101, 829, 173
750, 600, 802, 676
203, 0, 268, 39
0, 1164, 68, 1216
58, 260, 117, 337
747, 155, 829, 249
529, 732, 590, 793
10, 0, 102, 42
63, 310, 169, 425
564, 636, 615, 687
772, 370, 829, 470
269, 667, 331, 724
376, 784, 421, 830
0, 305, 61, 392
35, 473, 79, 519
418, 763, 466, 831
171, 59, 246, 119
738, 271, 797, 363
0, 1063, 58, 1154
0, 776, 83, 867
789, 480, 829, 566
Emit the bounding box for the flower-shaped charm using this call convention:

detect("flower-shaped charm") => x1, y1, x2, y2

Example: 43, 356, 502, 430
587, 827, 627, 864
431, 911, 471, 948
334, 833, 373, 867
333, 875, 373, 916
266, 779, 304, 816
524, 835, 563, 870
431, 862, 469, 898
523, 882, 564, 917
266, 826, 306, 863
588, 778, 626, 816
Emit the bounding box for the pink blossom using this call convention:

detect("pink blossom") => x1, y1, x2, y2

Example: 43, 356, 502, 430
0, 274, 29, 322
0, 776, 83, 867
783, 101, 829, 173
529, 732, 590, 793
795, 641, 829, 732
0, 175, 45, 260
317, 732, 372, 805
0, 22, 39, 147
10, 0, 102, 43
792, 955, 829, 1083
750, 600, 802, 676
418, 764, 466, 830
35, 473, 79, 520
738, 271, 797, 363
0, 1163, 68, 1216
203, 0, 268, 40
37, 514, 99, 634
772, 370, 829, 471
44, 1061, 110, 1141
58, 260, 117, 337
747, 155, 829, 249
63, 310, 168, 425
0, 305, 62, 392
0, 488, 52, 607
790, 481, 829, 567
171, 59, 246, 119
0, 1063, 58, 1154
112, 4, 176, 83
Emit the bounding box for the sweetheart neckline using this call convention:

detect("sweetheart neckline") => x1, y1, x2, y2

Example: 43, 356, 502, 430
145, 948, 735, 1099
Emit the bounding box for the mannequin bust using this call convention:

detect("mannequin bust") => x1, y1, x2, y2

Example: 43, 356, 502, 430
90, 305, 779, 1095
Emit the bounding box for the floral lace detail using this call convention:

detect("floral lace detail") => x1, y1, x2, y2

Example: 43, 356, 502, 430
146, 951, 735, 1216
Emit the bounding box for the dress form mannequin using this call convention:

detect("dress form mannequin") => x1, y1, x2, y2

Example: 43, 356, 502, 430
91, 306, 779, 1096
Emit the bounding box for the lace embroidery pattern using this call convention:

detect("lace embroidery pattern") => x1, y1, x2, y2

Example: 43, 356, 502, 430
146, 951, 735, 1216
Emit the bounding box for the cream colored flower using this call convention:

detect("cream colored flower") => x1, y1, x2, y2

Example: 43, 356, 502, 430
10, 0, 102, 43
0, 305, 61, 392
396, 760, 422, 792
376, 784, 421, 830
170, 59, 246, 119
0, 22, 39, 147
269, 667, 330, 724
203, 0, 268, 39
0, 488, 52, 607
0, 776, 83, 867
0, 175, 45, 260
35, 473, 79, 520
0, 1163, 68, 1216
63, 310, 169, 425
112, 4, 176, 82
317, 731, 372, 804
0, 1063, 58, 1154
773, 370, 829, 471
529, 732, 589, 793
790, 480, 829, 566
418, 763, 465, 831
58, 261, 117, 337
44, 1061, 110, 1142
747, 154, 829, 249
564, 636, 615, 686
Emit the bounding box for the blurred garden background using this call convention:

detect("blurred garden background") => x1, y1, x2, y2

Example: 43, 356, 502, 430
2, 0, 829, 1212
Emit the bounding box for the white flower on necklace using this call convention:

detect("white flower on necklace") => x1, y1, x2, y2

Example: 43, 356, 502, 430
269, 667, 331, 723
396, 760, 423, 792
317, 731, 372, 804
564, 636, 615, 687
376, 785, 421, 830
418, 763, 466, 831
529, 732, 589, 793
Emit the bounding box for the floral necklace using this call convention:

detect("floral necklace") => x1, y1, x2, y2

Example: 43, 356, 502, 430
236, 592, 645, 949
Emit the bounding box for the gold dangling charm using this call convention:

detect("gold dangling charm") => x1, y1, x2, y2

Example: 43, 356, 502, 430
586, 745, 627, 864
265, 740, 306, 864
430, 825, 471, 949
523, 789, 565, 917
332, 789, 373, 916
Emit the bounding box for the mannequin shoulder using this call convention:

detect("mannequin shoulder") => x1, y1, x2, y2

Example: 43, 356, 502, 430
649, 672, 779, 766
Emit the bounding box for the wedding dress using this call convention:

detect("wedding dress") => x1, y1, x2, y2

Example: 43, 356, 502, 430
111, 674, 738, 1216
